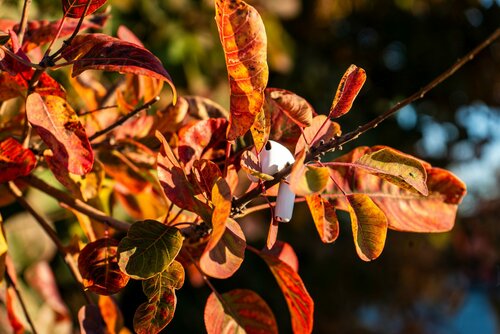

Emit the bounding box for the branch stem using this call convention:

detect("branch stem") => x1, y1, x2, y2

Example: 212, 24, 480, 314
5, 270, 38, 334
17, 0, 32, 45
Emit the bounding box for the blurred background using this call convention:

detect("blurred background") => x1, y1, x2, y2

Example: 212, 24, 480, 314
1, 0, 500, 333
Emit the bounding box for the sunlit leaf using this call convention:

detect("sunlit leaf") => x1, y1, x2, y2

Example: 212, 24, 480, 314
78, 238, 130, 295
134, 261, 184, 334
259, 248, 314, 334
117, 220, 183, 279
355, 147, 428, 195
305, 194, 339, 243
262, 240, 299, 272
200, 218, 246, 279
290, 150, 329, 196
98, 150, 149, 194
268, 88, 313, 127
62, 0, 107, 18
210, 177, 232, 247
329, 64, 366, 118
240, 149, 274, 181
251, 106, 271, 153
204, 289, 278, 334
26, 93, 94, 175
98, 296, 126, 334
6, 287, 25, 334
295, 115, 341, 154
0, 137, 36, 183
114, 183, 168, 221
0, 213, 6, 282
78, 305, 107, 334
347, 194, 388, 261
215, 0, 269, 140
62, 34, 176, 101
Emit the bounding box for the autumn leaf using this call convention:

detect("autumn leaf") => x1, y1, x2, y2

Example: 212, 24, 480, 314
295, 115, 341, 154
0, 214, 6, 282
290, 150, 329, 196
26, 93, 93, 175
62, 34, 176, 101
200, 218, 246, 279
133, 261, 184, 334
210, 177, 232, 247
78, 305, 107, 334
347, 194, 388, 261
62, 0, 107, 18
204, 289, 278, 334
240, 149, 274, 181
259, 248, 314, 334
0, 137, 36, 183
98, 296, 126, 334
329, 64, 366, 118
215, 0, 269, 140
98, 150, 149, 194
268, 88, 313, 127
0, 71, 65, 102
118, 220, 183, 280
262, 241, 299, 273
306, 194, 339, 243
251, 106, 271, 153
78, 238, 130, 295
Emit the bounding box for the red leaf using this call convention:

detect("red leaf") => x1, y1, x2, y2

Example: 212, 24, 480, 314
62, 0, 107, 18
0, 71, 65, 102
78, 238, 130, 295
329, 64, 366, 118
259, 248, 314, 334
295, 115, 341, 154
262, 240, 299, 272
0, 137, 36, 183
26, 93, 93, 175
6, 287, 25, 334
204, 289, 278, 334
215, 0, 269, 140
117, 25, 144, 46
200, 218, 246, 279
63, 34, 176, 101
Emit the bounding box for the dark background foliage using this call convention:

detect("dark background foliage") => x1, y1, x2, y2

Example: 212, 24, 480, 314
1, 0, 499, 333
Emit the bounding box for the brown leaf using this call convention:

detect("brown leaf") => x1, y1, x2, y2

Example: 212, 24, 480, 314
268, 88, 313, 127
26, 93, 94, 175
215, 0, 269, 140
204, 289, 278, 334
62, 0, 107, 18
305, 194, 339, 243
295, 115, 341, 154
329, 64, 366, 118
200, 218, 246, 279
0, 137, 36, 183
78, 238, 130, 295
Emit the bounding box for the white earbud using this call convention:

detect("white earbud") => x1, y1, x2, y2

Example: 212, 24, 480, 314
249, 140, 296, 223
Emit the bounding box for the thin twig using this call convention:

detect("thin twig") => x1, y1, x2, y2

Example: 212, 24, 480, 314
22, 175, 131, 232
0, 45, 44, 70
5, 270, 38, 334
89, 96, 160, 142
17, 0, 32, 45
232, 27, 500, 213
7, 182, 93, 305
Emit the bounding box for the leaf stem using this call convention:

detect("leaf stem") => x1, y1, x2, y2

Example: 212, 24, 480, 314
231, 27, 500, 213
5, 270, 38, 334
17, 0, 32, 45
89, 96, 160, 142
22, 175, 131, 232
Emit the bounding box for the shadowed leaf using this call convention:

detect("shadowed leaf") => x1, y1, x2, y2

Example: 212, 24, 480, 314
259, 248, 314, 334
200, 218, 246, 279
78, 238, 130, 295
78, 305, 107, 334
26, 93, 93, 175
240, 149, 274, 181
295, 115, 341, 154
262, 241, 299, 273
215, 0, 269, 140
62, 0, 107, 18
268, 88, 313, 127
134, 261, 184, 334
98, 150, 149, 194
355, 147, 428, 195
117, 220, 183, 279
62, 34, 176, 101
329, 64, 366, 118
290, 150, 329, 196
347, 194, 388, 261
0, 137, 36, 183
204, 289, 278, 334
306, 194, 339, 243
0, 70, 65, 102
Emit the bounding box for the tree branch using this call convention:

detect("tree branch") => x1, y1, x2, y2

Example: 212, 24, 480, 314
232, 27, 500, 213
17, 0, 32, 45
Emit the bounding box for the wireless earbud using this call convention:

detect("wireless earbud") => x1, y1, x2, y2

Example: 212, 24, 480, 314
248, 140, 296, 223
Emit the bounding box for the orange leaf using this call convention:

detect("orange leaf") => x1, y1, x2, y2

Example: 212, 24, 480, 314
26, 93, 93, 175
6, 287, 24, 334
251, 105, 271, 153
200, 218, 246, 279
215, 0, 269, 140
262, 240, 299, 272
295, 115, 341, 154
98, 296, 126, 334
268, 88, 313, 127
259, 249, 314, 334
347, 194, 388, 261
290, 150, 329, 196
98, 150, 149, 194
0, 137, 36, 183
204, 289, 278, 334
305, 194, 339, 243
329, 64, 366, 118
207, 177, 232, 250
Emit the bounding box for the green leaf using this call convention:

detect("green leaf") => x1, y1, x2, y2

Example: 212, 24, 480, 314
355, 147, 428, 195
118, 220, 183, 279
290, 150, 329, 196
204, 289, 278, 334
347, 194, 388, 261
